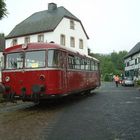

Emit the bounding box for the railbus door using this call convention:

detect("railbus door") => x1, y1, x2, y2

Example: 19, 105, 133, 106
60, 51, 67, 92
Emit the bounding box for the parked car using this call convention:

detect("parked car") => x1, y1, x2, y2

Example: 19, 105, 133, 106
122, 77, 134, 86
119, 77, 123, 84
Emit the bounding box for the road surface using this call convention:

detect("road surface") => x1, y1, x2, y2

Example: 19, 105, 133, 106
0, 82, 140, 140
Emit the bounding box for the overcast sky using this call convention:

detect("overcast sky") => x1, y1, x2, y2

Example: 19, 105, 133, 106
0, 0, 140, 54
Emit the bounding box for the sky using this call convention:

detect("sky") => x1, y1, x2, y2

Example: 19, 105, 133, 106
0, 0, 140, 54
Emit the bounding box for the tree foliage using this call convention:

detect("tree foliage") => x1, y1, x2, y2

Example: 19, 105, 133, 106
0, 33, 4, 37
89, 50, 128, 81
0, 0, 7, 20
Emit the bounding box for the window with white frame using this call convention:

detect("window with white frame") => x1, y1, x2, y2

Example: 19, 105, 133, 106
38, 34, 44, 42
24, 36, 30, 44
70, 37, 75, 48
60, 34, 66, 46
127, 62, 129, 66
70, 20, 75, 30
79, 39, 83, 49
12, 38, 17, 46
138, 58, 140, 63
135, 58, 138, 65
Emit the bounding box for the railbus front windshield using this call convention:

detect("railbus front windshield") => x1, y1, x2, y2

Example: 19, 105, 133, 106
6, 52, 24, 69
25, 51, 46, 68
5, 50, 46, 69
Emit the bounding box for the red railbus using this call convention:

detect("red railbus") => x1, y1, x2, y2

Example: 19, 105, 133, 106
1, 43, 100, 102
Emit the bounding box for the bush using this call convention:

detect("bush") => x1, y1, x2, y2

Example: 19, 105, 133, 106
104, 74, 110, 81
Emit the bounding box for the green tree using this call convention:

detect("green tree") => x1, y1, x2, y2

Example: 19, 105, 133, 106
111, 51, 118, 69
117, 51, 128, 71
0, 0, 7, 20
89, 50, 128, 81
0, 33, 4, 37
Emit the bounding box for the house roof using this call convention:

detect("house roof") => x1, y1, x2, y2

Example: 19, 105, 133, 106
124, 42, 140, 59
6, 4, 89, 39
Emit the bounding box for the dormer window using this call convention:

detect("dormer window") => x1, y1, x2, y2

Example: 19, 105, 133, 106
38, 34, 44, 42
70, 20, 75, 30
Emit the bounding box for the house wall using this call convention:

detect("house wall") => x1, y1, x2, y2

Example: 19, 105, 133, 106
124, 52, 140, 80
0, 52, 3, 82
6, 17, 88, 55
54, 18, 88, 55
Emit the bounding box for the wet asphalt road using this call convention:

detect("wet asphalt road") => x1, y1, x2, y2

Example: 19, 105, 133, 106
46, 82, 140, 140
0, 82, 140, 140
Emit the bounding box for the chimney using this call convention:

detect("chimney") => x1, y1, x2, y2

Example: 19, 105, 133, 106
48, 3, 57, 11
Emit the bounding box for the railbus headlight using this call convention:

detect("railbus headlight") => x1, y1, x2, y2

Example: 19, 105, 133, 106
40, 74, 45, 81
5, 76, 10, 82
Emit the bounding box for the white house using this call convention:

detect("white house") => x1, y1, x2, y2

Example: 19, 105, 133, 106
0, 34, 5, 82
124, 42, 140, 80
5, 3, 89, 55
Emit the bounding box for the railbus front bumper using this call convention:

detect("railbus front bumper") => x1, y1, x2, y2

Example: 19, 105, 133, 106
0, 84, 65, 103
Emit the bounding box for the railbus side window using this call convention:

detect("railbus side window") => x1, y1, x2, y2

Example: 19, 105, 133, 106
75, 57, 81, 70
48, 50, 60, 68
59, 51, 66, 68
97, 62, 99, 70
68, 55, 75, 69
6, 52, 24, 69
95, 62, 98, 70
81, 58, 85, 70
87, 59, 91, 70
91, 60, 95, 71
85, 59, 90, 70
84, 59, 88, 70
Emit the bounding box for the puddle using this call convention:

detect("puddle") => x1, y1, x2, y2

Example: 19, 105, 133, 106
125, 101, 133, 104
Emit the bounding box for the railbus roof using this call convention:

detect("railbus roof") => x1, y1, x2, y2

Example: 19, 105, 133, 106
4, 43, 99, 62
